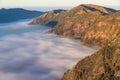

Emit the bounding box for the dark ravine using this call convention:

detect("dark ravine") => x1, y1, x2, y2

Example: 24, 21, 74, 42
30, 4, 120, 80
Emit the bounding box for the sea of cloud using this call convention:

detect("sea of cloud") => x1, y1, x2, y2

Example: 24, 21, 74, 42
0, 20, 97, 80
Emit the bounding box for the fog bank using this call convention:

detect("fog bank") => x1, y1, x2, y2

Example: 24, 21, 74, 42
0, 20, 97, 80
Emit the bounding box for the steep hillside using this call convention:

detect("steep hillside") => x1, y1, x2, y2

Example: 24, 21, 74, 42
61, 34, 120, 80
31, 4, 119, 47
50, 11, 120, 47
49, 5, 119, 47
31, 4, 116, 26
0, 8, 44, 23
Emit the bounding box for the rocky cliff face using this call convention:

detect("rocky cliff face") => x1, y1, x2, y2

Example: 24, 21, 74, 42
61, 34, 120, 80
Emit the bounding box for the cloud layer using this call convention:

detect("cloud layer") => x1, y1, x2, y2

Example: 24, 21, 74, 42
0, 20, 97, 80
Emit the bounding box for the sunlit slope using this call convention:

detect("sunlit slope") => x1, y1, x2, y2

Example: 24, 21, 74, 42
31, 4, 119, 47
61, 34, 120, 80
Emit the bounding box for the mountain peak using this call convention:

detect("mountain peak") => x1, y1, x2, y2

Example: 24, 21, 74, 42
78, 4, 116, 14
50, 9, 66, 14
30, 9, 66, 26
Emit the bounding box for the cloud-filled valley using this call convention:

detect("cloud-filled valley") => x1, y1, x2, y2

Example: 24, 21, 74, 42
0, 20, 97, 80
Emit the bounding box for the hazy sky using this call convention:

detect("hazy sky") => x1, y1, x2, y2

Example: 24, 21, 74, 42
0, 0, 120, 7
0, 0, 120, 11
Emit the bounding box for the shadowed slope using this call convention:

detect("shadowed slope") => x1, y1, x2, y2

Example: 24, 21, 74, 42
0, 8, 44, 23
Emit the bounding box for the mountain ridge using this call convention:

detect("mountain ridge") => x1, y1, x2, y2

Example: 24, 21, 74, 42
80, 4, 117, 13
31, 4, 119, 47
49, 8, 119, 47
30, 9, 66, 27
30, 4, 120, 79
0, 8, 44, 23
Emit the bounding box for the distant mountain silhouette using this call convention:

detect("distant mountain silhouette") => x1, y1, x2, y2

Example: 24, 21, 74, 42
0, 8, 44, 23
